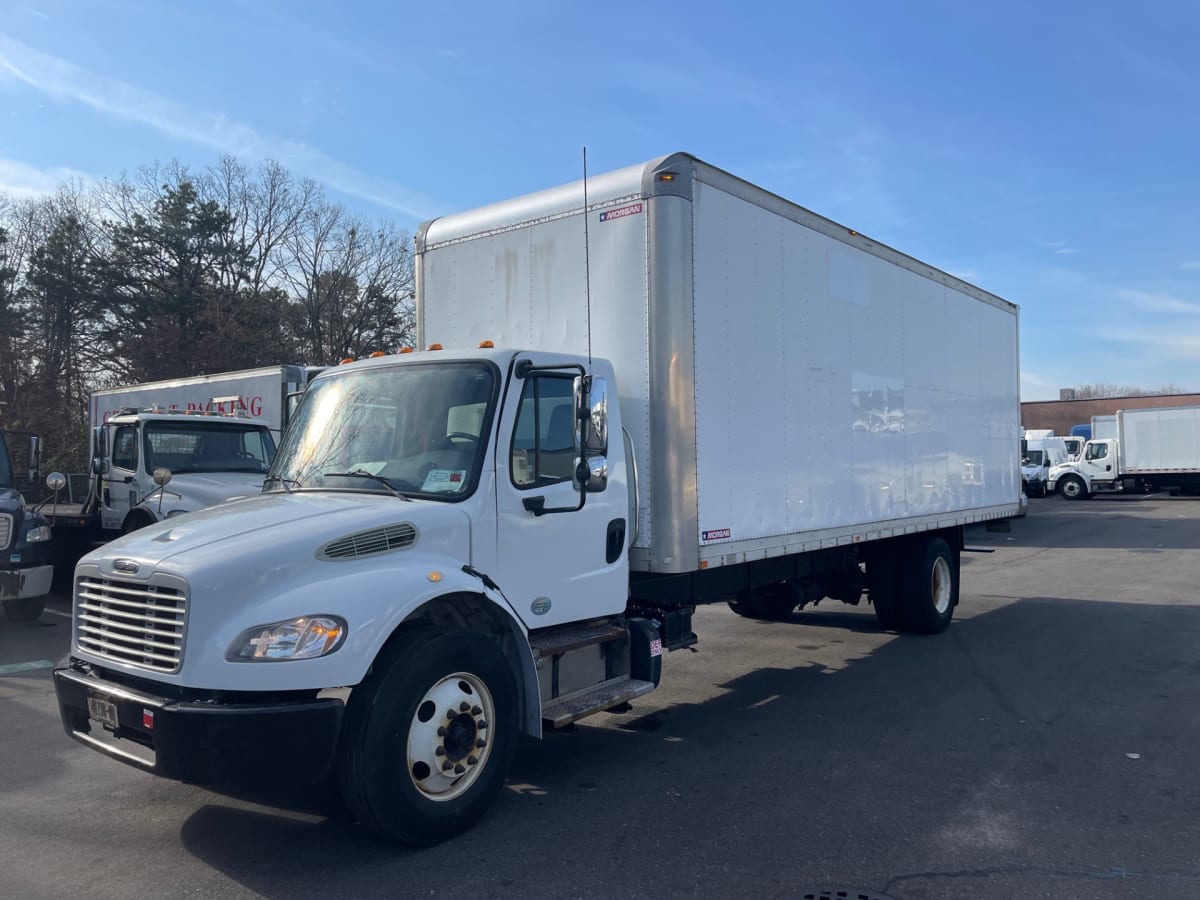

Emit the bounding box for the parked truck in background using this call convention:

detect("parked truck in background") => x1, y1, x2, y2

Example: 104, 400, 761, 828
1050, 405, 1200, 498
0, 427, 54, 621
42, 365, 314, 541
53, 153, 1021, 845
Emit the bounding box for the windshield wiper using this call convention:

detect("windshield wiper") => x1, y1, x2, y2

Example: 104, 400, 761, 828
263, 474, 302, 493
323, 470, 412, 501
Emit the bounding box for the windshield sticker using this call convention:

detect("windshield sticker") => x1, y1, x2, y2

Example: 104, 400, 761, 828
599, 202, 643, 223
702, 528, 731, 542
421, 469, 468, 492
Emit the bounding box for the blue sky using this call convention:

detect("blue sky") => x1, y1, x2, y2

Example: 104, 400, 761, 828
1, 0, 1197, 400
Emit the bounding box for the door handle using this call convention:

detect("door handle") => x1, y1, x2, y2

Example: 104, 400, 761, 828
522, 496, 546, 516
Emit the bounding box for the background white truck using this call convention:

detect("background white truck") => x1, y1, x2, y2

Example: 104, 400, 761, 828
53, 152, 1021, 845
44, 365, 313, 538
1050, 405, 1200, 498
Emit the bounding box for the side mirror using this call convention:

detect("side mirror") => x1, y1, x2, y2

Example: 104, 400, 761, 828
153, 467, 173, 487
573, 375, 609, 492
45, 472, 66, 493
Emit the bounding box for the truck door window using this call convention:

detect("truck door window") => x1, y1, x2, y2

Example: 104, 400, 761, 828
1085, 443, 1108, 462
511, 375, 576, 487
112, 426, 139, 471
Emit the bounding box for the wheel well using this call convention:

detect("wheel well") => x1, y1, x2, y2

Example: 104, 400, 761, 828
123, 509, 156, 531
378, 591, 540, 738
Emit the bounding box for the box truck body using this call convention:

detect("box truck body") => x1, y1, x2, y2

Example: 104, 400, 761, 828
418, 152, 1021, 571
54, 153, 1021, 846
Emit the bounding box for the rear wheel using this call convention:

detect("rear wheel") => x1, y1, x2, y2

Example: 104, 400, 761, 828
337, 626, 518, 846
1058, 475, 1088, 500
900, 536, 958, 634
2, 596, 45, 622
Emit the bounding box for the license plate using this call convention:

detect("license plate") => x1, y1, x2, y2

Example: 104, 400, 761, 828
87, 694, 119, 729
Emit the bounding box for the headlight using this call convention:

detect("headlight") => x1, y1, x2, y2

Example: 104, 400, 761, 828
24, 525, 52, 543
227, 615, 347, 661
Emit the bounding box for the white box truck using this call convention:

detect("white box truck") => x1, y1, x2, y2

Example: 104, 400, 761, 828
1050, 404, 1200, 498
53, 153, 1021, 845
43, 365, 314, 538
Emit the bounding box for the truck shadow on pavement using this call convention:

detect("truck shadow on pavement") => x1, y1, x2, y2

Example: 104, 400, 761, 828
176, 595, 1200, 899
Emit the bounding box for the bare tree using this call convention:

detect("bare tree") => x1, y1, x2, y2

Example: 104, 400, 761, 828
1072, 383, 1190, 400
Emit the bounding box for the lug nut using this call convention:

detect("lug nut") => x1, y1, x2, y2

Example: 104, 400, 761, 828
460, 701, 471, 712
435, 746, 445, 757
476, 738, 487, 748
437, 726, 447, 737
467, 755, 478, 765
446, 709, 457, 720
478, 720, 487, 730
471, 705, 482, 715
454, 764, 466, 775
442, 760, 453, 771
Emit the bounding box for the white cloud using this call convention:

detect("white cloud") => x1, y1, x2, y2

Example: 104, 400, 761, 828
20, 7, 50, 20
1093, 325, 1200, 357
1115, 288, 1200, 315
1181, 260, 1200, 271
0, 157, 94, 199
0, 34, 436, 220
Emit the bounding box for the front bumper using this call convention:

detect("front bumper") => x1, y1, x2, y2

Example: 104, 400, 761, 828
0, 564, 53, 600
54, 660, 344, 785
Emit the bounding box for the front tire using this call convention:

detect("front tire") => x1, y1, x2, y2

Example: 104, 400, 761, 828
337, 626, 518, 846
1058, 475, 1088, 500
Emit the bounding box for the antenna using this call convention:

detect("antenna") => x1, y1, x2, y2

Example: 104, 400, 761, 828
582, 146, 593, 367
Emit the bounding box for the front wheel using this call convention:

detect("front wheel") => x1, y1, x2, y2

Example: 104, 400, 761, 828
1058, 475, 1088, 500
337, 626, 518, 846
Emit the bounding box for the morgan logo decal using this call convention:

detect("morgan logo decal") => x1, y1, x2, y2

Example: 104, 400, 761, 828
113, 558, 140, 574
599, 202, 643, 222
531, 596, 552, 615
702, 528, 731, 542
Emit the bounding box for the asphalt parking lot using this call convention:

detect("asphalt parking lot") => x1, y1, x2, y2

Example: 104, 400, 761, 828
3, 494, 1199, 899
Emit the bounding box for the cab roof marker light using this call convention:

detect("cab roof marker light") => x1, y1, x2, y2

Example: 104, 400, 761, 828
340, 357, 355, 365
369, 350, 386, 358
399, 347, 415, 354
478, 340, 495, 348
427, 343, 444, 351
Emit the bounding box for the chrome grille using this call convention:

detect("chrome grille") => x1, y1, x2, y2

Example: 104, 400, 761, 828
0, 513, 11, 550
76, 577, 187, 673
319, 523, 417, 560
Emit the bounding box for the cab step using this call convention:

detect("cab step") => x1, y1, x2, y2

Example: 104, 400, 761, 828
541, 676, 657, 728
528, 621, 626, 659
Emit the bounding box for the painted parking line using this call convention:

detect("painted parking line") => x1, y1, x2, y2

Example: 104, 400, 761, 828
0, 660, 53, 675
44, 608, 71, 620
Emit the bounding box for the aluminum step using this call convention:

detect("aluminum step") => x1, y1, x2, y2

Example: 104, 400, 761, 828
528, 621, 626, 659
541, 677, 657, 728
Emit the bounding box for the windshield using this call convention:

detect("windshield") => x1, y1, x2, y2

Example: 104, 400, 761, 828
1024, 450, 1044, 466
143, 421, 276, 474
267, 361, 498, 499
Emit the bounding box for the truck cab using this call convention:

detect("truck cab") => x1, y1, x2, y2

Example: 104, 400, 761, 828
92, 408, 277, 533
0, 429, 54, 621
54, 347, 632, 845
1048, 438, 1119, 499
